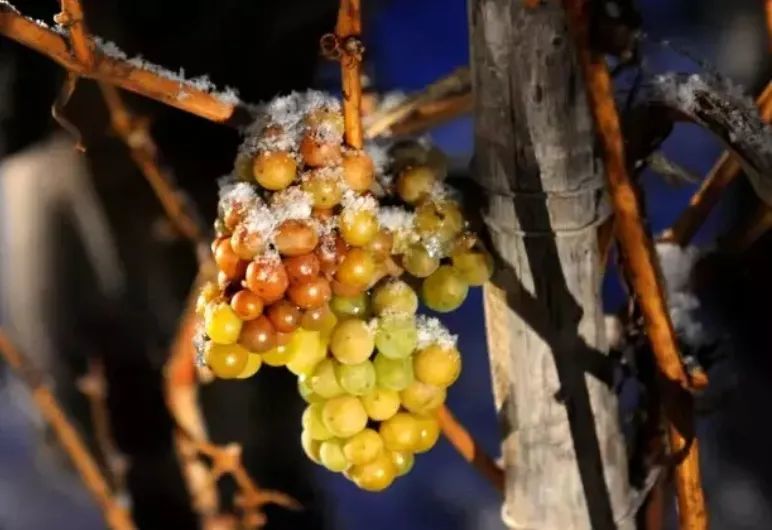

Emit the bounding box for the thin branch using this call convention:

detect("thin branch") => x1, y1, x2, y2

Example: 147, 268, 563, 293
0, 1, 251, 126
661, 82, 772, 246
389, 92, 473, 137
98, 83, 208, 251
0, 329, 135, 530
437, 405, 505, 492
562, 2, 707, 529
57, 0, 93, 67
335, 0, 364, 148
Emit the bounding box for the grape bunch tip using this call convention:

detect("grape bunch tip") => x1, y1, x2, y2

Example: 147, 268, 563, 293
194, 91, 493, 491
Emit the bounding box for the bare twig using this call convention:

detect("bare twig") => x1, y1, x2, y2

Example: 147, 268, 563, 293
660, 82, 772, 246
0, 1, 250, 126
562, 2, 707, 529
334, 0, 364, 148
437, 405, 504, 492
0, 329, 135, 530
57, 0, 93, 67
389, 92, 473, 137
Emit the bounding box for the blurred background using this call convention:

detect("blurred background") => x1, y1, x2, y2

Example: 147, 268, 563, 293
0, 0, 770, 529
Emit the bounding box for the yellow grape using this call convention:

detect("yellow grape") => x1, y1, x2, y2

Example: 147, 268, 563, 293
302, 403, 334, 441
205, 302, 243, 344
414, 200, 464, 244
309, 358, 345, 399
298, 375, 323, 404
340, 209, 379, 247
330, 293, 370, 319
330, 319, 374, 365
253, 151, 297, 191
361, 387, 401, 421
396, 165, 436, 204
322, 395, 368, 438
205, 342, 249, 379
335, 360, 376, 396
399, 380, 446, 415
402, 244, 439, 278
421, 265, 469, 312
301, 430, 322, 464
319, 439, 349, 472
379, 412, 421, 452
414, 415, 440, 453
236, 353, 263, 379
195, 281, 219, 316
375, 315, 418, 360
302, 172, 343, 208
371, 280, 418, 316
349, 452, 397, 492
261, 343, 292, 367
285, 328, 325, 376
451, 249, 494, 286
373, 353, 414, 391
413, 344, 462, 387
389, 450, 414, 477
343, 428, 383, 466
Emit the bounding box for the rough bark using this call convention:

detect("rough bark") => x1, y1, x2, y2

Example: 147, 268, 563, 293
469, 1, 633, 528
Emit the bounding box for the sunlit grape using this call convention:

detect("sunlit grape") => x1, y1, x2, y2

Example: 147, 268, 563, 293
373, 353, 414, 391
330, 292, 370, 319
361, 387, 401, 421
379, 412, 420, 452
451, 249, 494, 286
343, 429, 383, 466
335, 360, 376, 396
302, 403, 333, 441
421, 265, 469, 312
330, 319, 374, 365
375, 315, 418, 360
413, 344, 461, 388
335, 248, 376, 288
301, 430, 322, 464
340, 210, 379, 247
253, 151, 297, 191
371, 280, 418, 316
389, 450, 414, 477
414, 415, 440, 453
349, 452, 397, 492
309, 358, 345, 399
402, 244, 439, 278
322, 395, 368, 438
319, 439, 349, 472
206, 342, 249, 379
205, 302, 243, 344
286, 328, 325, 376
236, 353, 263, 379
399, 380, 446, 415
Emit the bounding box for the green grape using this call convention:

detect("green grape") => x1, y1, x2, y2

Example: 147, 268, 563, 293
361, 387, 401, 421
330, 293, 370, 319
402, 244, 439, 278
421, 265, 469, 312
349, 452, 397, 492
396, 165, 436, 204
286, 328, 325, 376
301, 430, 322, 464
451, 250, 493, 286
375, 315, 418, 360
330, 319, 375, 365
302, 173, 343, 208
414, 344, 461, 387
298, 376, 323, 403
335, 360, 376, 396
319, 438, 349, 472
322, 395, 368, 438
373, 353, 414, 391
310, 358, 345, 399
414, 415, 440, 453
414, 200, 464, 244
399, 380, 446, 415
371, 280, 419, 316
389, 450, 414, 477
379, 412, 421, 452
302, 403, 334, 441
342, 428, 383, 466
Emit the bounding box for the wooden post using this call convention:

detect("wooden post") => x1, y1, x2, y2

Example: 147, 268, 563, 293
470, 1, 633, 528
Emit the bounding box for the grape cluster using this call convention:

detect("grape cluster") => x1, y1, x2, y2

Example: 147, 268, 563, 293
194, 92, 492, 491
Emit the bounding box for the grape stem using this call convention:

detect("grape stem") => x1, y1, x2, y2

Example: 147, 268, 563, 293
436, 405, 504, 493
0, 329, 136, 530
333, 0, 364, 149
562, 1, 707, 529
659, 82, 772, 248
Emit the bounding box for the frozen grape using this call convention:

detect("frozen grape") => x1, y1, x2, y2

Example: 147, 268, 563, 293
361, 387, 401, 421
302, 171, 343, 208
230, 290, 264, 321
335, 248, 376, 288
300, 134, 342, 167
287, 276, 332, 310
373, 353, 414, 391
343, 429, 383, 466
253, 151, 297, 190
335, 360, 376, 396
239, 315, 276, 353
365, 229, 394, 261
415, 200, 464, 244
451, 249, 494, 286
402, 244, 439, 278
284, 253, 321, 283
330, 319, 374, 365
274, 219, 319, 257
322, 395, 368, 438
375, 316, 418, 360
371, 280, 418, 316
267, 300, 301, 333
340, 210, 379, 247
421, 265, 469, 312
399, 380, 446, 415
245, 259, 289, 303
396, 165, 436, 204
342, 152, 375, 192
213, 237, 247, 280
330, 292, 369, 319
413, 344, 461, 387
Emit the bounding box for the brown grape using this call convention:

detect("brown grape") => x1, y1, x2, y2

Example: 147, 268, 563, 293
284, 253, 321, 283
316, 233, 347, 277
230, 289, 264, 320
300, 134, 342, 167
335, 248, 376, 288
267, 300, 302, 333
274, 220, 319, 257
342, 152, 375, 192
213, 237, 247, 280
238, 315, 276, 353
230, 225, 264, 261
287, 276, 332, 310
302, 171, 343, 208
245, 259, 289, 303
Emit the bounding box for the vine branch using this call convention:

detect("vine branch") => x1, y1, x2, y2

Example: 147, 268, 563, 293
0, 329, 135, 530
562, 1, 707, 528
333, 0, 364, 148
